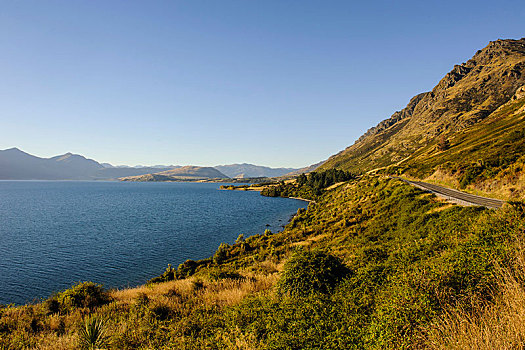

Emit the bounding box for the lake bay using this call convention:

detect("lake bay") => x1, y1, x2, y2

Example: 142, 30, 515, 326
0, 181, 307, 305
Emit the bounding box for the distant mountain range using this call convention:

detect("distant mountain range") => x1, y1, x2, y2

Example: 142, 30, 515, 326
214, 163, 298, 178
0, 148, 104, 180
0, 148, 312, 180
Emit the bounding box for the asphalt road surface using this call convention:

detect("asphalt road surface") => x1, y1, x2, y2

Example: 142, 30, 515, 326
394, 178, 504, 209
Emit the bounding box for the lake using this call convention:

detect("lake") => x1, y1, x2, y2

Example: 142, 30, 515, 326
0, 181, 307, 305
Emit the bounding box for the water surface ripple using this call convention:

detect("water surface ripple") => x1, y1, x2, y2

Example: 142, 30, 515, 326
0, 181, 306, 305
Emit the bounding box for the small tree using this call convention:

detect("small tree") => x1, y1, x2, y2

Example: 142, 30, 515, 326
277, 249, 349, 297
297, 173, 307, 186
213, 243, 230, 265
235, 234, 245, 244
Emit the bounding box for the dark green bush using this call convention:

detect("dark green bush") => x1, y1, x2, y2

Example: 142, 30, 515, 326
148, 264, 176, 284
44, 296, 60, 315
177, 259, 199, 278
148, 303, 174, 321
213, 243, 231, 265
277, 249, 350, 297
55, 282, 110, 312
135, 293, 150, 307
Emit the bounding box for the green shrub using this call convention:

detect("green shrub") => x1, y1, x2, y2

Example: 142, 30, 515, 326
148, 303, 174, 321
213, 243, 231, 265
277, 249, 350, 297
43, 296, 60, 315
134, 293, 149, 308
56, 282, 110, 312
147, 264, 176, 284
177, 259, 199, 278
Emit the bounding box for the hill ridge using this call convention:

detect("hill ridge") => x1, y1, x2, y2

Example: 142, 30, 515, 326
320, 38, 525, 180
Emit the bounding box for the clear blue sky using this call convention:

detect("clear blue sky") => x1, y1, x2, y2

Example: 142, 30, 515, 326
0, 1, 523, 168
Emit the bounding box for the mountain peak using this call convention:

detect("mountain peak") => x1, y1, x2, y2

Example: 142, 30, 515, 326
3, 147, 23, 153
51, 153, 84, 162
0, 147, 35, 158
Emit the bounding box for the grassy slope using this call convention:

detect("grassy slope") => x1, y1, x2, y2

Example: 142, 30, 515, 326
318, 39, 525, 200
2, 177, 524, 349
386, 97, 525, 199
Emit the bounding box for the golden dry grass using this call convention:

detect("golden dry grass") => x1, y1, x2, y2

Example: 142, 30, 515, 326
426, 203, 456, 215
111, 273, 277, 308
35, 333, 78, 350
1, 272, 279, 349
201, 275, 276, 306
474, 168, 525, 201
426, 241, 525, 349
325, 182, 346, 191
110, 278, 195, 305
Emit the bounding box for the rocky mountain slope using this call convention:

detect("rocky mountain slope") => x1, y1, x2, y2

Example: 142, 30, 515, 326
321, 38, 525, 172
319, 38, 525, 199
284, 161, 323, 176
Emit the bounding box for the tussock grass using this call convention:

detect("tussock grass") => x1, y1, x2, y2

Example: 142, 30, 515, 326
112, 273, 277, 308
426, 240, 525, 349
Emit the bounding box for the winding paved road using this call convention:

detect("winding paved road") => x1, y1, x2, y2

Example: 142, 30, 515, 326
393, 177, 504, 209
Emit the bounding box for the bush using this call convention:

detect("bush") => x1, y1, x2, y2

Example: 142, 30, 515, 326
177, 260, 199, 278
213, 243, 231, 265
277, 249, 350, 297
148, 303, 174, 321
44, 296, 60, 315
56, 282, 110, 312
147, 264, 176, 284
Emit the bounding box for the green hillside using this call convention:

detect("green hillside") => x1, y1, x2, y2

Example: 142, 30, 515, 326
319, 39, 525, 199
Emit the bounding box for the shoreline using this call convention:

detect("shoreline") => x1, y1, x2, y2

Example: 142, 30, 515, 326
288, 196, 315, 203
221, 184, 316, 204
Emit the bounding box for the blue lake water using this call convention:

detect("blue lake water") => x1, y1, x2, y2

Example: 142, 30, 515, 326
0, 181, 307, 305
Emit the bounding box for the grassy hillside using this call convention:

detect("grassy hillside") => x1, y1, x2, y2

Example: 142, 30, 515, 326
392, 94, 525, 199
319, 39, 525, 200
2, 176, 524, 349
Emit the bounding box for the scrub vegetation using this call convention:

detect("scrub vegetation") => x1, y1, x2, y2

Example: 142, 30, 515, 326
2, 175, 525, 349
3, 39, 525, 349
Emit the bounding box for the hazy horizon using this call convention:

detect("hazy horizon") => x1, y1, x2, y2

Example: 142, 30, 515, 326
0, 146, 304, 169
1, 1, 524, 167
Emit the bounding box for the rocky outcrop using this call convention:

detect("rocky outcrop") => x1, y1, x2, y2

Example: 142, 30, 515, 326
512, 85, 525, 100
